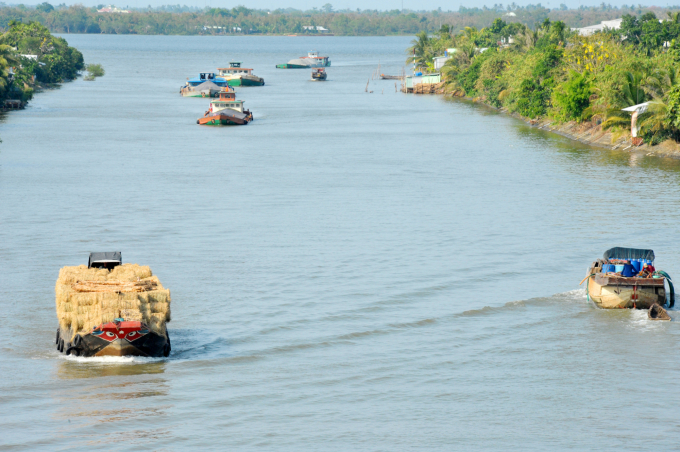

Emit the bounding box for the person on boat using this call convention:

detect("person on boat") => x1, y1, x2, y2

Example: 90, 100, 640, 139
638, 263, 656, 277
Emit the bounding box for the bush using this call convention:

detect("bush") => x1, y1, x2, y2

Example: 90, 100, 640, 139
86, 63, 105, 77
513, 78, 550, 118
552, 71, 592, 121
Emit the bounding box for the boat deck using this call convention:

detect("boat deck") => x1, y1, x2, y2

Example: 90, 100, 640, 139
594, 273, 664, 286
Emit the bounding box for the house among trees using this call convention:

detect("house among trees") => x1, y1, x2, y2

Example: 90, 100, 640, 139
97, 5, 130, 13
303, 26, 330, 33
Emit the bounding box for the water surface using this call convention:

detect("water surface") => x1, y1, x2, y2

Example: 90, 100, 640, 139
1, 35, 679, 450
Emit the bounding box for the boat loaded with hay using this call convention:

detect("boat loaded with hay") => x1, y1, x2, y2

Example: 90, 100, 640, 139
582, 247, 674, 320
55, 252, 172, 357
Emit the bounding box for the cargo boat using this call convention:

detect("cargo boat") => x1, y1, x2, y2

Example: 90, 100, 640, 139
311, 68, 327, 81
217, 62, 265, 86
197, 90, 252, 126
180, 73, 231, 97
55, 252, 171, 357
583, 247, 674, 318
276, 51, 331, 69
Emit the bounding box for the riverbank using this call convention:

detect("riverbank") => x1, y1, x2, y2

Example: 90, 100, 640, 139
408, 82, 680, 159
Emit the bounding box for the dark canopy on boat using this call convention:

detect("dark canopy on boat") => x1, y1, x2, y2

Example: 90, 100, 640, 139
603, 247, 655, 261
88, 251, 122, 268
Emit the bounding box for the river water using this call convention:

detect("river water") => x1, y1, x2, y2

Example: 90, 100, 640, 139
1, 35, 680, 450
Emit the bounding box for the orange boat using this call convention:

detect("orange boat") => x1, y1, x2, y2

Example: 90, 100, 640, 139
197, 91, 253, 126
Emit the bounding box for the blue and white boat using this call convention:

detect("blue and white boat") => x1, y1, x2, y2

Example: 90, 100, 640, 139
180, 73, 231, 98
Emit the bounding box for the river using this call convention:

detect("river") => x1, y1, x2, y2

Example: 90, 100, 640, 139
1, 35, 679, 450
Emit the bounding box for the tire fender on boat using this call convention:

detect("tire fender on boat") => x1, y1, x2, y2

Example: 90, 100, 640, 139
56, 328, 60, 345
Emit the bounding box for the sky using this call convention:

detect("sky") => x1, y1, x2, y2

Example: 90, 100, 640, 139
20, 0, 674, 11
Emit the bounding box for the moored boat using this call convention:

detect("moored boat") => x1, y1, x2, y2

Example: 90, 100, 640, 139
583, 247, 675, 311
276, 51, 331, 69
217, 62, 265, 86
55, 252, 171, 358
180, 72, 231, 97
311, 68, 327, 81
197, 90, 253, 126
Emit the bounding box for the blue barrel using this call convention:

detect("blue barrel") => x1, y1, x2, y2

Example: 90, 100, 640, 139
602, 264, 616, 273
621, 263, 637, 277
615, 264, 625, 273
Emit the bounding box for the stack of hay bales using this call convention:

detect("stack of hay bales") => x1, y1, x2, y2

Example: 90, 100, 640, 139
55, 264, 171, 341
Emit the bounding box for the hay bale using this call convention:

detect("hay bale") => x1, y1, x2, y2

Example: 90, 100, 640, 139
55, 263, 171, 341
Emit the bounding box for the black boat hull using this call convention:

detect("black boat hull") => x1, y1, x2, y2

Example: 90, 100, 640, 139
56, 326, 170, 358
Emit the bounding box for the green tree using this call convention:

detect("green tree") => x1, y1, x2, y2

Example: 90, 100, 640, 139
552, 70, 592, 121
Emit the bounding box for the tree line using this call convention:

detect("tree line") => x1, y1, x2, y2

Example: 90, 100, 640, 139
410, 10, 680, 146
0, 20, 83, 104
0, 3, 677, 36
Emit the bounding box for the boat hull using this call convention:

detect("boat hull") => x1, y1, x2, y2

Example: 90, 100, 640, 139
198, 109, 253, 126
277, 62, 331, 69
181, 88, 223, 98
586, 272, 666, 309
223, 75, 265, 87
57, 325, 170, 358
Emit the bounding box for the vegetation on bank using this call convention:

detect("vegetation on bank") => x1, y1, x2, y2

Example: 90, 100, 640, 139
84, 63, 104, 81
0, 3, 677, 36
410, 12, 680, 146
0, 21, 83, 104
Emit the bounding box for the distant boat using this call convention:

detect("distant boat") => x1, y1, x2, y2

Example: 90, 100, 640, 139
197, 90, 253, 126
217, 62, 265, 87
380, 74, 404, 80
311, 68, 327, 81
180, 73, 231, 97
277, 51, 331, 69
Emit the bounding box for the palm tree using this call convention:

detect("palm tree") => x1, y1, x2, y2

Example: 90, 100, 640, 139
637, 99, 669, 142
0, 43, 20, 96
407, 30, 431, 69
511, 26, 541, 52
602, 71, 649, 131
644, 67, 680, 99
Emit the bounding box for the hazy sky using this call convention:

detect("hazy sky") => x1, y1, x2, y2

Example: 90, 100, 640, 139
28, 0, 670, 11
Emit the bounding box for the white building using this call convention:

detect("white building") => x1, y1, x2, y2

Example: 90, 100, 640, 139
573, 18, 623, 36
433, 56, 449, 71
303, 26, 330, 33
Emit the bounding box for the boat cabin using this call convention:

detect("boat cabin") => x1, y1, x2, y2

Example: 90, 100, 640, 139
88, 251, 122, 270
217, 63, 254, 76
298, 51, 330, 66
210, 95, 245, 113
